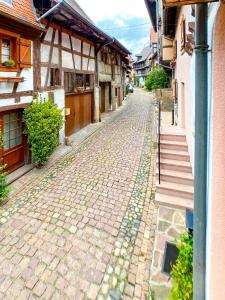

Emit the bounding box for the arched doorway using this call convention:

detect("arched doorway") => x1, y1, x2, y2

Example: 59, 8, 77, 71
208, 4, 225, 299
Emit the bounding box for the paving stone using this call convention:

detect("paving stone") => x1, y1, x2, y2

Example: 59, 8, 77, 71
0, 91, 157, 300
33, 281, 46, 297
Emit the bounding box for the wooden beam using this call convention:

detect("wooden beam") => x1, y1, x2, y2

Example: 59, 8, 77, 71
163, 0, 218, 7
44, 29, 56, 88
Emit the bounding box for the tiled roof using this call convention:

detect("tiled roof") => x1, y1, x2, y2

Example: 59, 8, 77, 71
0, 0, 43, 30
135, 46, 151, 63
151, 27, 158, 44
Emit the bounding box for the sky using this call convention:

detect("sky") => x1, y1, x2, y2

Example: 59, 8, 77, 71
76, 0, 151, 56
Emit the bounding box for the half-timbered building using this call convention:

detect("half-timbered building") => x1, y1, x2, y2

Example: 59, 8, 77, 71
33, 0, 130, 138
0, 0, 44, 172
0, 0, 130, 174
99, 40, 129, 114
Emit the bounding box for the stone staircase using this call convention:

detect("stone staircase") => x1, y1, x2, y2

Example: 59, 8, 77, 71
156, 133, 194, 210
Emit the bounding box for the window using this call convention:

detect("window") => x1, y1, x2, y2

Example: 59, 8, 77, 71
3, 111, 23, 151
0, 36, 15, 67
64, 72, 94, 94
115, 88, 118, 97
0, 29, 31, 71
50, 68, 60, 87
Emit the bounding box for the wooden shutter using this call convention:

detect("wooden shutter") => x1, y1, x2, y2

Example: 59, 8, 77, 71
180, 16, 186, 50
173, 40, 177, 60
173, 79, 177, 103
19, 38, 31, 68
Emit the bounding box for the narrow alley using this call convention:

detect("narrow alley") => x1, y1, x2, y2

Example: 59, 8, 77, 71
0, 90, 157, 300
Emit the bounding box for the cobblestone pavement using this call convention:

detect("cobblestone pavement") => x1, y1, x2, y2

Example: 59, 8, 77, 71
0, 89, 157, 300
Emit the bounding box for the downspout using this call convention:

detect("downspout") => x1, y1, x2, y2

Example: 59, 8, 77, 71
193, 4, 208, 300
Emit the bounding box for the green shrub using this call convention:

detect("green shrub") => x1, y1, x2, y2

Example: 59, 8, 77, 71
145, 67, 169, 91
23, 98, 63, 167
0, 131, 9, 201
167, 233, 193, 300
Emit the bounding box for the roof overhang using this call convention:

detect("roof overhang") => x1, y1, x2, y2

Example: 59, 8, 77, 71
0, 10, 45, 32
38, 0, 130, 56
163, 0, 218, 6
144, 0, 157, 32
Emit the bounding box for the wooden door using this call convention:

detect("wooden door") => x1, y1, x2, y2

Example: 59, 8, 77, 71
100, 83, 105, 113
65, 93, 92, 137
1, 110, 25, 173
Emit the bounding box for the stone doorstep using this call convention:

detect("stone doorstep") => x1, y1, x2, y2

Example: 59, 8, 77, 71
7, 164, 35, 186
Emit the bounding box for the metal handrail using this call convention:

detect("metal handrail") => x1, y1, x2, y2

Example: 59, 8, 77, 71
158, 98, 161, 184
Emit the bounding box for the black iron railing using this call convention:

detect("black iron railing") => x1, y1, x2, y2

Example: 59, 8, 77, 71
158, 99, 161, 184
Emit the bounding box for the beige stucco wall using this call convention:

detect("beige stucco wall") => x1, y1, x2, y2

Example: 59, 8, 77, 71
208, 5, 225, 299
174, 5, 195, 169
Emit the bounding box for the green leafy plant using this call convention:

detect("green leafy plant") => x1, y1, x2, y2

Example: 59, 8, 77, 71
167, 233, 193, 300
3, 59, 16, 67
145, 67, 169, 91
0, 131, 9, 201
23, 98, 63, 167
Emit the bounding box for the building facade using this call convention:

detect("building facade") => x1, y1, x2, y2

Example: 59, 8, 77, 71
145, 0, 225, 298
0, 0, 130, 174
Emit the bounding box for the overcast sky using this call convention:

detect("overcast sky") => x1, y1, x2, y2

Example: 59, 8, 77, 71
76, 0, 151, 56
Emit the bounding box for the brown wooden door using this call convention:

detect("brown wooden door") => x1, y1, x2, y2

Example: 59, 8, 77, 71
100, 83, 105, 113
1, 110, 25, 173
65, 93, 92, 137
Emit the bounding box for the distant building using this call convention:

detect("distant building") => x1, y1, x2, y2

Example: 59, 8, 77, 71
133, 46, 151, 87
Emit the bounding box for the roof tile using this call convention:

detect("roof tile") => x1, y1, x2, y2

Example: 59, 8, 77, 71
0, 0, 42, 29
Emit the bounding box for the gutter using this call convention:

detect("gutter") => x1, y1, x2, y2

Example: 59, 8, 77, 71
37, 0, 64, 22
193, 4, 208, 300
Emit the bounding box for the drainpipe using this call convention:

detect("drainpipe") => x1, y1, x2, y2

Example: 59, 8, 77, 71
193, 4, 208, 300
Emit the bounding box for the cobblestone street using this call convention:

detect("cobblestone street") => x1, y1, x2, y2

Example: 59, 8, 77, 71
0, 89, 157, 300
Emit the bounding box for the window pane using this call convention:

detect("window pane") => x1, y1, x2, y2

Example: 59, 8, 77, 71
3, 132, 9, 141
3, 114, 9, 123
4, 122, 9, 132
4, 141, 9, 150
1, 39, 10, 63
16, 128, 21, 136
10, 113, 16, 121
16, 136, 22, 146
11, 121, 17, 130
10, 139, 16, 148
10, 130, 16, 139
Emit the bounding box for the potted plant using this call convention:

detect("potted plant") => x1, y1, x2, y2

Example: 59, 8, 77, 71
3, 59, 16, 67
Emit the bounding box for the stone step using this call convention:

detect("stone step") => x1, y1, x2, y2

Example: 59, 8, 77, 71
160, 149, 190, 162
160, 133, 186, 142
157, 169, 194, 186
155, 193, 194, 210
157, 159, 192, 173
156, 181, 194, 199
160, 140, 188, 151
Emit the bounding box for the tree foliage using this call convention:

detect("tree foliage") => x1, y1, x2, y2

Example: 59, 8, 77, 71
145, 67, 169, 91
167, 233, 193, 300
23, 98, 63, 167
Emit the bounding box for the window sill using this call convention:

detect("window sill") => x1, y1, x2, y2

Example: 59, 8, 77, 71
0, 66, 20, 72
0, 76, 24, 83
65, 89, 94, 96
